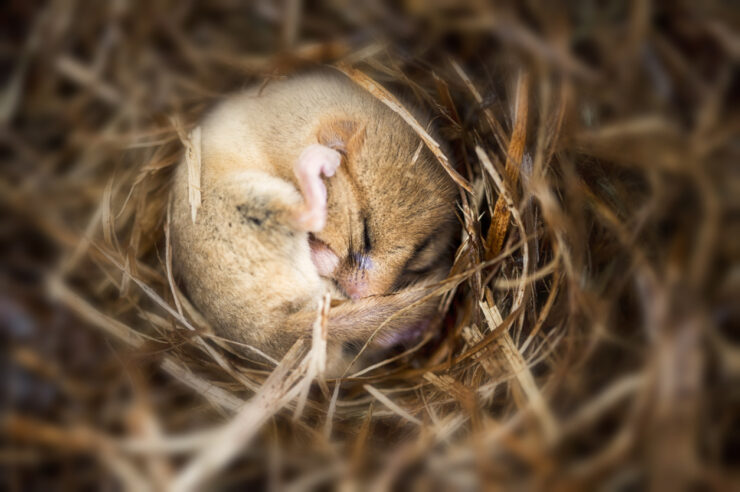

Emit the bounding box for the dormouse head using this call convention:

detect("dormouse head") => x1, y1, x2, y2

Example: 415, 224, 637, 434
309, 113, 459, 300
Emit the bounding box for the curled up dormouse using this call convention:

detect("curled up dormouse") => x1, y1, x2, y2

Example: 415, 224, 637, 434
170, 70, 458, 375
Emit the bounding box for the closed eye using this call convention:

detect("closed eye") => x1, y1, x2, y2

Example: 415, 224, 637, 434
362, 215, 372, 253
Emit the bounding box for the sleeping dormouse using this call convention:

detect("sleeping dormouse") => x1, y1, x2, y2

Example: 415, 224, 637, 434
170, 70, 458, 374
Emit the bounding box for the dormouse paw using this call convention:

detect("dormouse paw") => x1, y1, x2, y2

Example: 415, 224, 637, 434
293, 144, 341, 232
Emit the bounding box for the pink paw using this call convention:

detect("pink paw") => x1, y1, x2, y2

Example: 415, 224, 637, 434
293, 144, 341, 232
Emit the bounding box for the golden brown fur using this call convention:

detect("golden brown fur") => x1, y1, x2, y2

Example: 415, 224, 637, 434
170, 70, 457, 373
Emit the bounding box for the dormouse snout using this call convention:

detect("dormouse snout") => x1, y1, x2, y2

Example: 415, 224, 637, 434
337, 253, 375, 300
309, 237, 380, 299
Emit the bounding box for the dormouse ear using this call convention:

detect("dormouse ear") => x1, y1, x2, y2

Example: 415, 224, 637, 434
316, 119, 365, 156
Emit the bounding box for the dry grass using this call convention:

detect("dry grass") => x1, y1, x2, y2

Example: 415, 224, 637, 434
1, 1, 738, 490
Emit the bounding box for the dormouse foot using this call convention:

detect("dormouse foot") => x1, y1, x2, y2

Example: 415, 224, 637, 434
293, 144, 341, 232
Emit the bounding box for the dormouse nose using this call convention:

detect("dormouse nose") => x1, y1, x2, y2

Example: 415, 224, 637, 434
337, 253, 374, 300
342, 278, 368, 300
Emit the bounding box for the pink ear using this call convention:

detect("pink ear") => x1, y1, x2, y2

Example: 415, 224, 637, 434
317, 119, 366, 154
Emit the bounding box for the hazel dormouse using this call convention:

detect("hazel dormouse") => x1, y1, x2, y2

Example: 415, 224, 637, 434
170, 70, 458, 375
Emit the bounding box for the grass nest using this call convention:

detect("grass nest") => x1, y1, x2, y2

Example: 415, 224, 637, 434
2, 1, 738, 490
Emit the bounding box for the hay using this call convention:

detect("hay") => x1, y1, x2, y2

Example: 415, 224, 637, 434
2, 1, 738, 490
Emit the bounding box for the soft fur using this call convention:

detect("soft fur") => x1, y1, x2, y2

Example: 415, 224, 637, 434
170, 70, 458, 373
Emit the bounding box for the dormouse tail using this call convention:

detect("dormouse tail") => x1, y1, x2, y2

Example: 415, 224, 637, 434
286, 283, 442, 349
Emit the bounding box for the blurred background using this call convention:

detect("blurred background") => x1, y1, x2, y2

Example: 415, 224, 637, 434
1, 1, 738, 490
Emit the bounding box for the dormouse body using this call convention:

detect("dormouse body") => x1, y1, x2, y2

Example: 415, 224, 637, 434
170, 70, 458, 373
